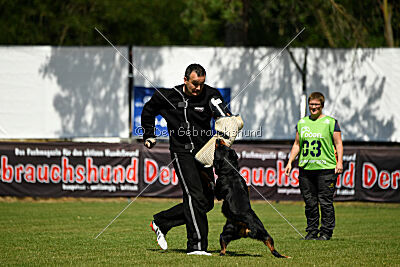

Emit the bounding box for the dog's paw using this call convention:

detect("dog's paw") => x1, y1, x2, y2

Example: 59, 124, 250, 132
271, 250, 290, 258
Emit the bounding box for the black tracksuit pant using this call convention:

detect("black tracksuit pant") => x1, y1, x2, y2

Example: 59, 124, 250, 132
299, 168, 337, 237
153, 152, 214, 252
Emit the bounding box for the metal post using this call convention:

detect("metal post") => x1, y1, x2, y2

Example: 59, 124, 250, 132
128, 45, 133, 139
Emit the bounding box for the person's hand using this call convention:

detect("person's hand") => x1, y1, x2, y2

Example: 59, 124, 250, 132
335, 162, 343, 174
144, 138, 156, 149
284, 162, 292, 176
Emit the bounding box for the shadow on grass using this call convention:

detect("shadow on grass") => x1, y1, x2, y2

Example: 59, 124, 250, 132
215, 251, 263, 257
147, 248, 262, 257
298, 237, 347, 241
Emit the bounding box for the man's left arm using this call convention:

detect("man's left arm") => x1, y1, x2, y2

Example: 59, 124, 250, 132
209, 91, 232, 119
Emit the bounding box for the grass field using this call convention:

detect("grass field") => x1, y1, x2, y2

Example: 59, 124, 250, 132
1, 198, 399, 266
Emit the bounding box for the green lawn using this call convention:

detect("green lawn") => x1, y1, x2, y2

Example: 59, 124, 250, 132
0, 198, 399, 266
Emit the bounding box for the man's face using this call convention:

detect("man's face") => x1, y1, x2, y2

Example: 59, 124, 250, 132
184, 71, 205, 96
308, 99, 323, 116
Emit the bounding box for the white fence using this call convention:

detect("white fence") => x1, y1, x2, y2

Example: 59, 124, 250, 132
1, 46, 399, 142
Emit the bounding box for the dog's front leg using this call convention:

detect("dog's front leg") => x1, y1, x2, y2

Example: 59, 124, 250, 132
219, 235, 228, 256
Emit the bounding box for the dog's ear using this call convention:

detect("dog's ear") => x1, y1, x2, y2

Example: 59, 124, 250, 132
214, 139, 232, 172
213, 140, 224, 169
228, 147, 239, 160
226, 147, 239, 169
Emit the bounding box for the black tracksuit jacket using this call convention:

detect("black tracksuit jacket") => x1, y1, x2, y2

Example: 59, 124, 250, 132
141, 84, 228, 154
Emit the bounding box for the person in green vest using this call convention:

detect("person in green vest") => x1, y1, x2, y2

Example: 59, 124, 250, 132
285, 92, 343, 240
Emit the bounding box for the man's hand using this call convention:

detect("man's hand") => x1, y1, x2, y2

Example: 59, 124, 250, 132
335, 162, 343, 174
284, 162, 292, 176
144, 138, 156, 149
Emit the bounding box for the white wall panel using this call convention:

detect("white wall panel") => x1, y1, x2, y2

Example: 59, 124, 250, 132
1, 46, 399, 141
132, 47, 400, 142
0, 46, 129, 138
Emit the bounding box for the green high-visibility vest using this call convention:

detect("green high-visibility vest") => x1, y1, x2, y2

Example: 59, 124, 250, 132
297, 116, 337, 170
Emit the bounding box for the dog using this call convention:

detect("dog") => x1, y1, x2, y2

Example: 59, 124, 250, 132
213, 139, 288, 258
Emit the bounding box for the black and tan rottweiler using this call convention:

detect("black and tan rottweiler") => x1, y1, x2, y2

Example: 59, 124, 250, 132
213, 140, 289, 258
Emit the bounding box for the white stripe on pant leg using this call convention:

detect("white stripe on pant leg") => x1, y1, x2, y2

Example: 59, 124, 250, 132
174, 153, 202, 251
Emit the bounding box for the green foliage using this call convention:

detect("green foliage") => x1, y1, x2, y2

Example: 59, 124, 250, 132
0, 0, 190, 45
0, 199, 399, 265
0, 0, 398, 47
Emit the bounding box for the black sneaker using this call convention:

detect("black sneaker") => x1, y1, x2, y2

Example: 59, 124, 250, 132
316, 233, 331, 240
303, 231, 318, 240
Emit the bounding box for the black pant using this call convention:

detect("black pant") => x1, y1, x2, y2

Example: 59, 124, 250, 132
153, 152, 214, 252
299, 168, 337, 237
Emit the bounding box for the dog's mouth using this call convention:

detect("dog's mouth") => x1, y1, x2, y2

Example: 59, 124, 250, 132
215, 138, 229, 148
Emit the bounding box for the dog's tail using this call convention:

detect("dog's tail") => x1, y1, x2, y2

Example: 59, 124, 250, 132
264, 237, 290, 258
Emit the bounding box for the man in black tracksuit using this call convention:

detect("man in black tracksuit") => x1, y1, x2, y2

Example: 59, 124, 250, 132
141, 64, 230, 255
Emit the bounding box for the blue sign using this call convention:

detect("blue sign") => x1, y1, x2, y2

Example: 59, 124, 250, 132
132, 86, 231, 137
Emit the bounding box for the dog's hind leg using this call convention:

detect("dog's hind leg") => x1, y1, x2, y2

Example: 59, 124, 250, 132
219, 220, 242, 256
264, 236, 290, 258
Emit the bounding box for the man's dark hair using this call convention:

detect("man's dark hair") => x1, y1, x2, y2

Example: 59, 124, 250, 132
185, 64, 206, 80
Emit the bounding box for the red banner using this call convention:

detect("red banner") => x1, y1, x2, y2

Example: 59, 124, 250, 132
0, 142, 399, 202
0, 142, 140, 197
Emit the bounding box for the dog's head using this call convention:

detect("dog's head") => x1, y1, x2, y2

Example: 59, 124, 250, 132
214, 139, 239, 174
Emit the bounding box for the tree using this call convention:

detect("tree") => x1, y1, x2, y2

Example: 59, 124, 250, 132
380, 0, 395, 47
0, 0, 398, 47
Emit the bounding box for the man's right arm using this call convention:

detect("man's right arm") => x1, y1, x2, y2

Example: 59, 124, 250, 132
141, 91, 163, 148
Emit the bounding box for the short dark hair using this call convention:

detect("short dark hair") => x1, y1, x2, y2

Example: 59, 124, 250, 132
308, 92, 325, 107
185, 64, 206, 80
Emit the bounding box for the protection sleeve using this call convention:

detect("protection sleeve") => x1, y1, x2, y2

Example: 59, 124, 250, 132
195, 116, 243, 167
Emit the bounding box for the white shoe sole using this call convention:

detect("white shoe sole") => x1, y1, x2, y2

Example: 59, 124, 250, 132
187, 251, 211, 256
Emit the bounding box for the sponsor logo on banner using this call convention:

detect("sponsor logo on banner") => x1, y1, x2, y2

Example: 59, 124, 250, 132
237, 150, 300, 195
143, 158, 178, 185
1, 143, 400, 202
1, 146, 140, 194
1, 156, 139, 185
239, 160, 299, 189
335, 153, 357, 196
362, 162, 400, 190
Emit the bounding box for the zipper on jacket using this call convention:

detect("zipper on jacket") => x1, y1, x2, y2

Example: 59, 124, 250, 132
174, 87, 195, 153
